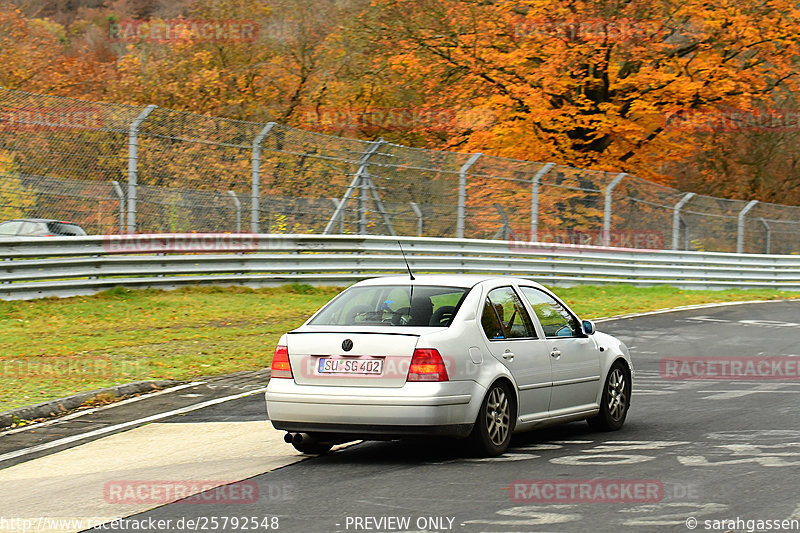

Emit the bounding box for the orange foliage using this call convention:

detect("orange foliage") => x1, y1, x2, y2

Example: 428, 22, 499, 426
362, 0, 800, 183
2, 0, 800, 207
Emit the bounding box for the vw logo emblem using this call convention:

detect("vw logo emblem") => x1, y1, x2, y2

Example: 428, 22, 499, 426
342, 339, 354, 352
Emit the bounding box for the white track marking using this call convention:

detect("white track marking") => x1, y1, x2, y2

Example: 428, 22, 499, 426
595, 298, 797, 323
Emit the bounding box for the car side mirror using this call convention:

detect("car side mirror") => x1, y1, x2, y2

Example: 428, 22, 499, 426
582, 320, 596, 335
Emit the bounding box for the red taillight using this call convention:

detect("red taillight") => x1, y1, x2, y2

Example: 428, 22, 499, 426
407, 348, 449, 382
271, 345, 293, 379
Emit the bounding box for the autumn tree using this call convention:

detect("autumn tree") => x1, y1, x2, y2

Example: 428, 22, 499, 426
0, 4, 108, 96
0, 149, 37, 220
4, 0, 800, 237
664, 99, 800, 206
101, 0, 370, 122
357, 0, 800, 176
330, 0, 800, 234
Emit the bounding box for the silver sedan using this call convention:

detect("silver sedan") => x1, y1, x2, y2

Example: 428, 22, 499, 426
265, 275, 633, 456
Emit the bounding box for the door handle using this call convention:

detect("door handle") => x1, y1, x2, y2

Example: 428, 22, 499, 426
502, 350, 515, 361
550, 349, 561, 359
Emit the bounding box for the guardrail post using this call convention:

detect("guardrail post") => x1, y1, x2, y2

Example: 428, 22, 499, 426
111, 181, 125, 235
1, 253, 9, 285
228, 191, 242, 233
127, 105, 157, 234
737, 200, 759, 253
410, 202, 423, 237
530, 162, 555, 242
324, 139, 385, 235
251, 122, 276, 234
759, 217, 772, 254
672, 192, 695, 250
603, 173, 627, 246
456, 153, 482, 239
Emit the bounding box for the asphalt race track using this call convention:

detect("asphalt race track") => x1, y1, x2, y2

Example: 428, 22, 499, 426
3, 300, 800, 533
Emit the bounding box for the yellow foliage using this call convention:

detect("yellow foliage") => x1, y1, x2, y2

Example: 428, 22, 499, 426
0, 150, 37, 220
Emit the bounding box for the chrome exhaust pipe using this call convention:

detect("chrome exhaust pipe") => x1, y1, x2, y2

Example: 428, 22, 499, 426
284, 432, 294, 443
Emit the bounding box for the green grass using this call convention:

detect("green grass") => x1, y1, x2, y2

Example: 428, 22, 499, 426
0, 283, 797, 412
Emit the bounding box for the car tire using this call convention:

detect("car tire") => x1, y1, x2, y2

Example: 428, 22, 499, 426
466, 382, 515, 457
587, 362, 631, 431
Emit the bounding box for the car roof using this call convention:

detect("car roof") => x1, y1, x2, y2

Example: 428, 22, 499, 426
352, 275, 547, 290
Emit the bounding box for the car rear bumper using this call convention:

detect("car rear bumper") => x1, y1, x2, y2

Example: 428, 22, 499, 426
265, 379, 485, 438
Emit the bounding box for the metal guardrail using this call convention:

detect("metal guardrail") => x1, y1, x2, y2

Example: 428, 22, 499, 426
1, 234, 799, 300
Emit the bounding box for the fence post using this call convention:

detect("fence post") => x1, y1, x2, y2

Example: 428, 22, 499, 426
324, 139, 385, 235
679, 215, 690, 250
603, 173, 627, 246
228, 191, 242, 233
456, 153, 482, 239
737, 200, 759, 253
410, 202, 423, 237
111, 181, 125, 235
759, 218, 771, 254
493, 204, 516, 240
365, 175, 397, 236
672, 192, 695, 250
329, 199, 344, 233
251, 122, 276, 234
127, 105, 157, 234
530, 162, 555, 242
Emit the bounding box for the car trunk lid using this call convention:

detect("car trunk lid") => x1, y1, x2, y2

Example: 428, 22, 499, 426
286, 330, 421, 387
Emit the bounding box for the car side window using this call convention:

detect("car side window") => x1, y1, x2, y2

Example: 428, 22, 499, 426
483, 287, 537, 340
18, 222, 43, 236
519, 286, 581, 338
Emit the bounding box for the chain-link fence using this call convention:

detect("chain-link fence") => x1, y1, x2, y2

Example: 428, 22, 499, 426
1, 87, 799, 253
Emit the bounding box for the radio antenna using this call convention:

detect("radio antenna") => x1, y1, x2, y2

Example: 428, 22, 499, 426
398, 241, 415, 281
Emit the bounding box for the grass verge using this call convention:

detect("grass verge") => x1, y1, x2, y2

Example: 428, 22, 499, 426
0, 283, 797, 411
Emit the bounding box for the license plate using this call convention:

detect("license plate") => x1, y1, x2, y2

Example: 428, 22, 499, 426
317, 358, 383, 375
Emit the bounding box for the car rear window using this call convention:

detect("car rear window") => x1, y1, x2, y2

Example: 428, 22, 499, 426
46, 222, 86, 236
0, 221, 24, 235
309, 285, 470, 327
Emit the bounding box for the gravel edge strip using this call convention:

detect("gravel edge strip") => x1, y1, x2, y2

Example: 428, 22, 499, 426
0, 379, 179, 429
